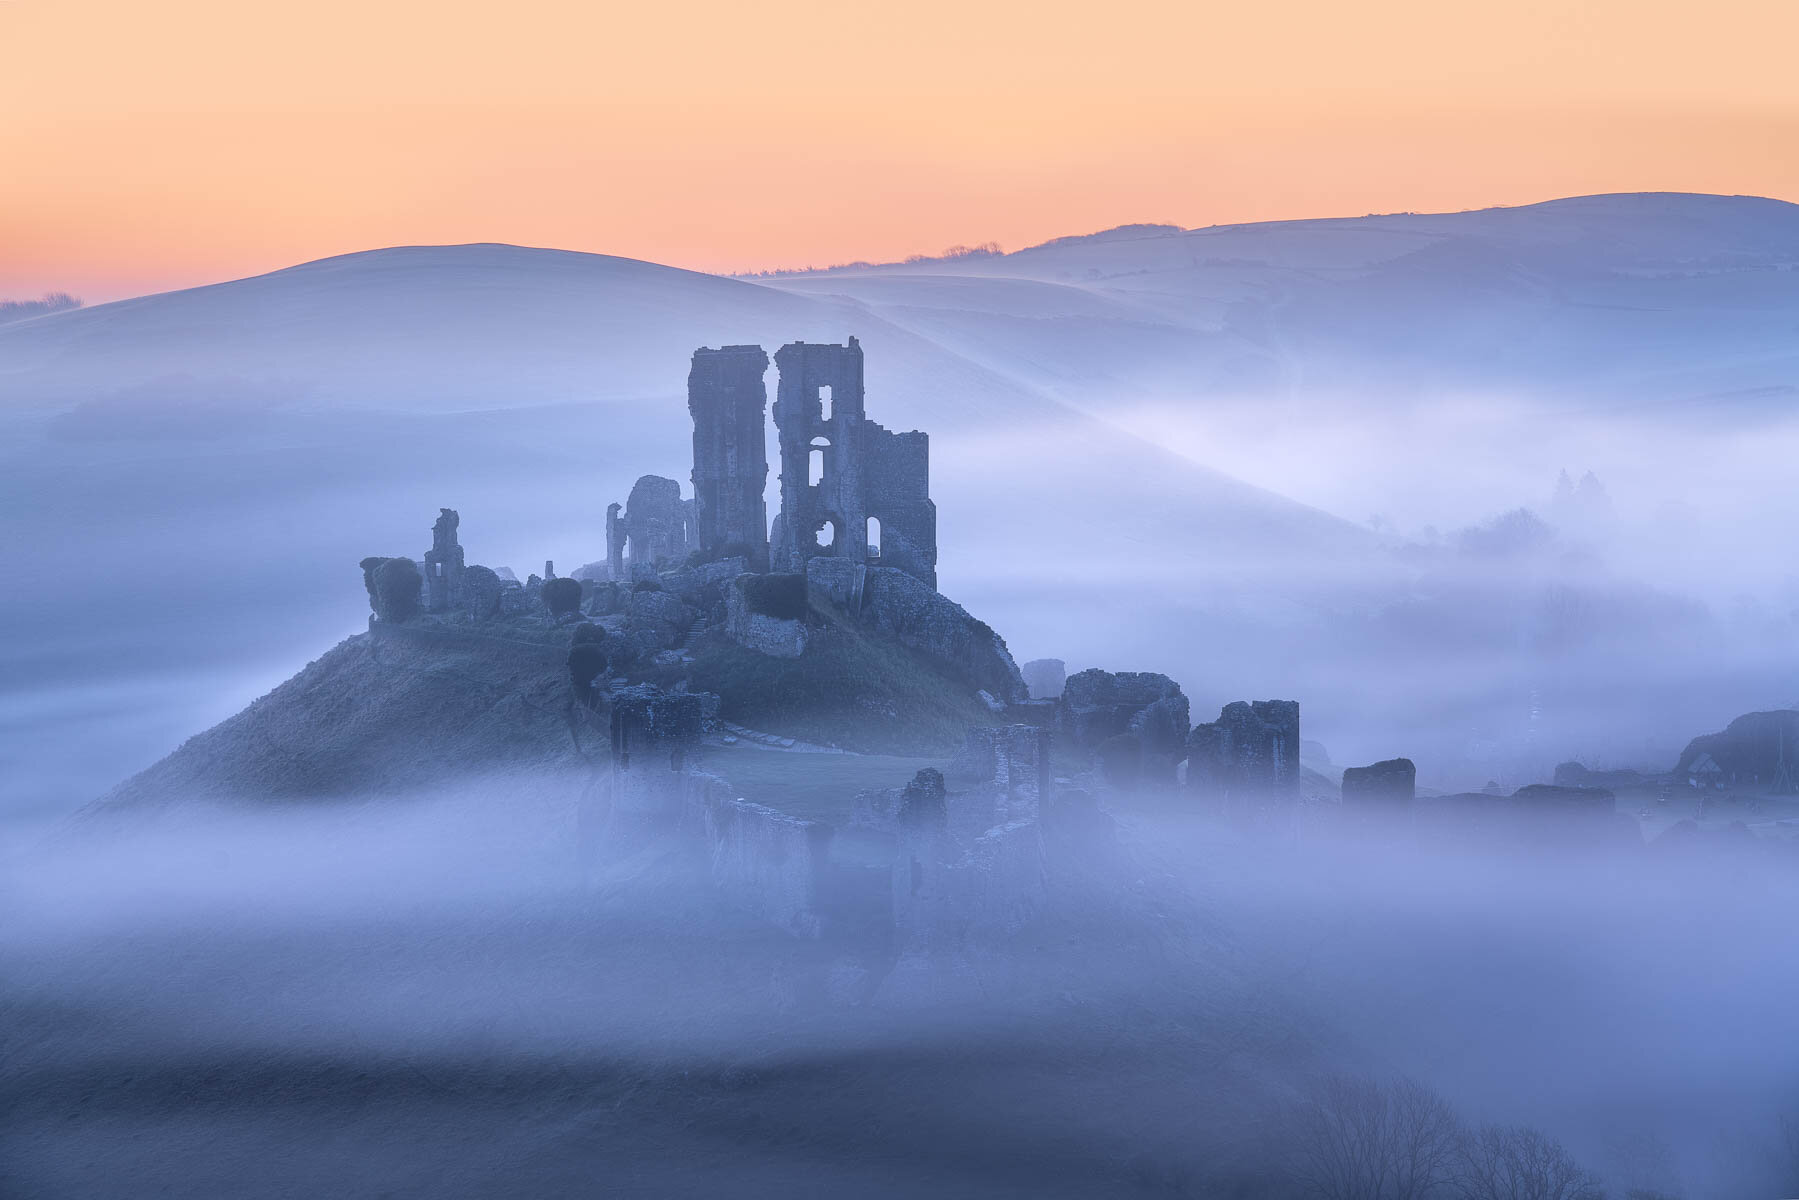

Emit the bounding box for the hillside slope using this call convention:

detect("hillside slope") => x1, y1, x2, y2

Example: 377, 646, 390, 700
768, 192, 1799, 412
92, 632, 585, 812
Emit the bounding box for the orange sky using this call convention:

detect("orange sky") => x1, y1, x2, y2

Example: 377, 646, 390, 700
3, 0, 1796, 302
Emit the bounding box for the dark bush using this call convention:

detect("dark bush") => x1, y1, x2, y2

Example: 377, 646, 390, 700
602, 631, 640, 672
568, 642, 609, 700
460, 565, 502, 620
359, 557, 391, 611
632, 579, 664, 594
570, 622, 605, 646
741, 573, 808, 621
543, 576, 582, 620
372, 557, 422, 623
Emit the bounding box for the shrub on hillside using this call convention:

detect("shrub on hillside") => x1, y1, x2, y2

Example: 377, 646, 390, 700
543, 576, 582, 620
372, 557, 422, 623
360, 557, 391, 612
568, 642, 609, 703
570, 622, 605, 646
460, 565, 503, 620
741, 573, 808, 621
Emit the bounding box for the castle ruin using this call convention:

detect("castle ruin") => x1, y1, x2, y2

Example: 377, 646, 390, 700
767, 337, 937, 589
423, 508, 464, 612
606, 475, 694, 579
688, 344, 772, 572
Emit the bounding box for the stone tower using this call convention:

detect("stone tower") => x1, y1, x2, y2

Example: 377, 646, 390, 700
769, 337, 937, 588
423, 508, 464, 612
688, 345, 771, 571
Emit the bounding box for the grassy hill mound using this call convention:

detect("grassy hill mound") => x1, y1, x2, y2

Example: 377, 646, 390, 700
89, 596, 1007, 817
647, 601, 1004, 756
93, 630, 584, 812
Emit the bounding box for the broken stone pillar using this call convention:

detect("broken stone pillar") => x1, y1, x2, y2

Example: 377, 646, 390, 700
422, 507, 465, 613
606, 502, 624, 582
688, 345, 771, 572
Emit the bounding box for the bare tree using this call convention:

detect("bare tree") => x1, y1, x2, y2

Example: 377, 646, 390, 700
1388, 1077, 1464, 1200
1286, 1074, 1462, 1200
1454, 1124, 1603, 1200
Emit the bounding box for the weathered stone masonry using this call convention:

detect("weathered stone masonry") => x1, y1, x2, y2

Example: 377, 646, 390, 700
423, 508, 465, 612
768, 337, 937, 589
688, 344, 772, 572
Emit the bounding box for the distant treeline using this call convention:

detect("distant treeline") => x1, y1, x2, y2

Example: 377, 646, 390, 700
0, 291, 82, 324
738, 241, 1004, 279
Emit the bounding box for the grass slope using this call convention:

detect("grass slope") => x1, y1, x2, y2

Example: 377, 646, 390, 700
95, 632, 583, 810
655, 608, 1000, 757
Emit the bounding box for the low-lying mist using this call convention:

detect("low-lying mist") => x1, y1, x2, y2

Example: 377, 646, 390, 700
7, 776, 1797, 1198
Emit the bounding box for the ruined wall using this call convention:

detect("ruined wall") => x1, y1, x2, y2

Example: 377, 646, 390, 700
724, 573, 809, 658
621, 475, 691, 571
688, 345, 771, 571
607, 685, 705, 840
769, 337, 938, 589
1056, 669, 1188, 769
1187, 699, 1301, 811
422, 508, 465, 612
860, 422, 937, 588
680, 771, 834, 939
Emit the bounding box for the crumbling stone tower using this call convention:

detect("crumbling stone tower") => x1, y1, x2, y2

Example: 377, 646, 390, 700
423, 508, 464, 612
688, 345, 771, 572
604, 475, 693, 578
769, 337, 937, 588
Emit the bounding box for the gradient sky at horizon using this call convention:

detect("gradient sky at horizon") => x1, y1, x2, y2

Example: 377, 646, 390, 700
4, 0, 1797, 302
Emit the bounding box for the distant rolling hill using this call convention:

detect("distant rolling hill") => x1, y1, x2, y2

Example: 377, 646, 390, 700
765, 192, 1799, 414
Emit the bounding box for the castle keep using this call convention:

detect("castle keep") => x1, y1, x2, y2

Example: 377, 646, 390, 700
767, 338, 937, 589
687, 344, 772, 572
607, 336, 937, 589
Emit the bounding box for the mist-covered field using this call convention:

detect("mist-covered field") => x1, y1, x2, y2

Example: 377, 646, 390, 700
7, 776, 1798, 1198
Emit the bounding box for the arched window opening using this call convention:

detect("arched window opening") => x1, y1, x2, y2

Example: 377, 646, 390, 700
808, 436, 830, 488
867, 516, 882, 558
